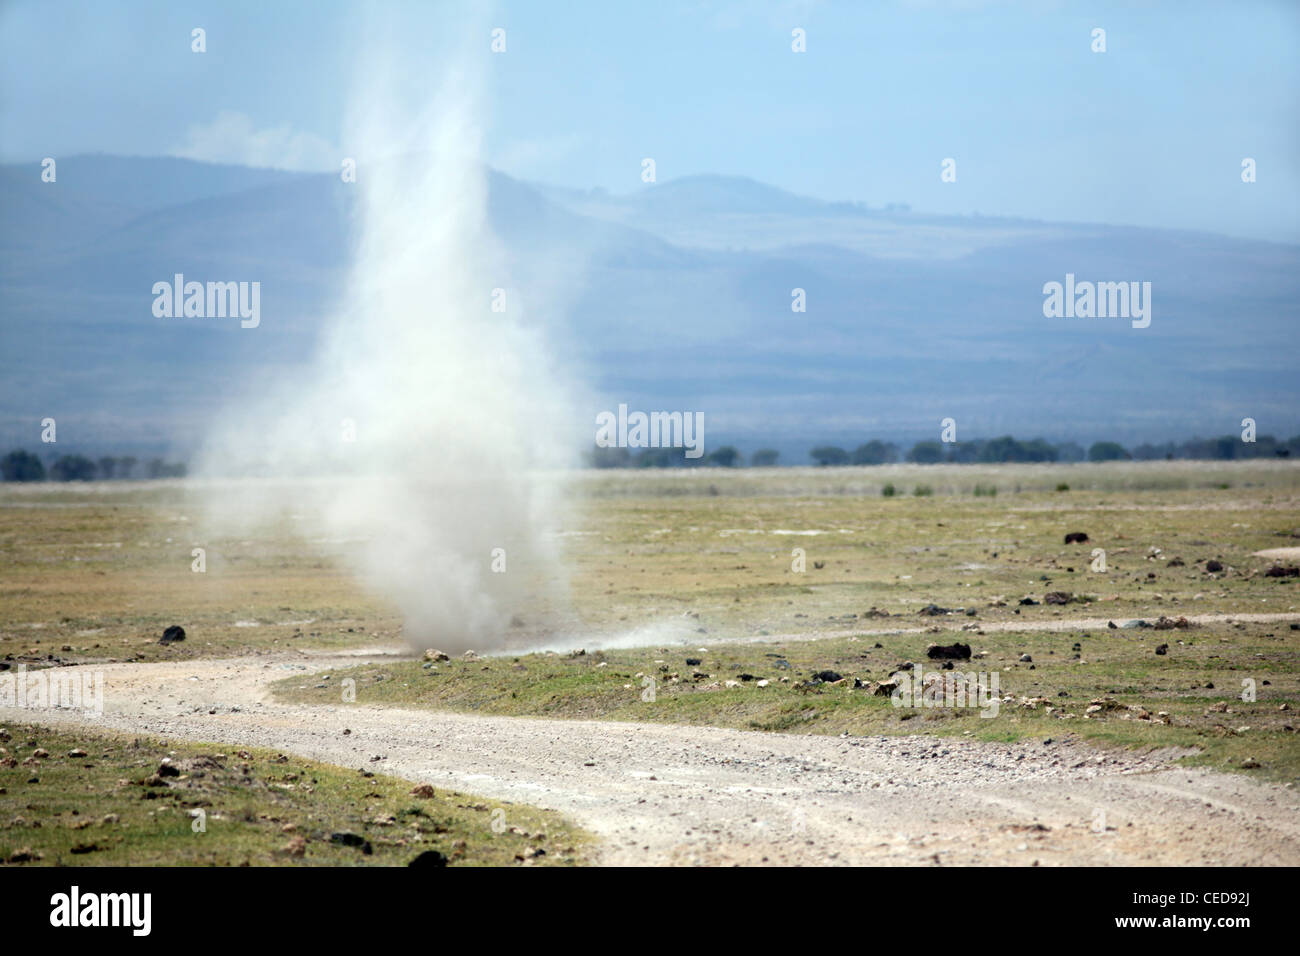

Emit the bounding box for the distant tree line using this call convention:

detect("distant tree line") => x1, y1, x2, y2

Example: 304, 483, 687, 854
585, 433, 1300, 469
813, 434, 1300, 466
10, 435, 1294, 480
0, 451, 188, 482
586, 445, 747, 469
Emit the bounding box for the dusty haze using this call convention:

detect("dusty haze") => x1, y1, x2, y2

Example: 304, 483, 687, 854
194, 30, 580, 654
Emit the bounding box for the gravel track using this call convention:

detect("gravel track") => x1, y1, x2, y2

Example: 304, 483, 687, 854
4, 648, 1298, 866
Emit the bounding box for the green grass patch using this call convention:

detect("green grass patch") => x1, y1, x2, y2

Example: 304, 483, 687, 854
0, 722, 589, 866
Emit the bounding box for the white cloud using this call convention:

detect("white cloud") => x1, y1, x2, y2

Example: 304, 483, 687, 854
169, 110, 338, 172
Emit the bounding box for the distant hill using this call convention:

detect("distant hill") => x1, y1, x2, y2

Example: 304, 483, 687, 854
1, 155, 1297, 459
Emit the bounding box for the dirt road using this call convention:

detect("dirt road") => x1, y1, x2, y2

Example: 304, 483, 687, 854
4, 647, 1298, 866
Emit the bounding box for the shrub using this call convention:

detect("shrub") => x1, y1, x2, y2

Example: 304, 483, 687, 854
1, 450, 46, 482
1088, 441, 1130, 462
907, 440, 945, 464
50, 455, 97, 481
810, 446, 850, 467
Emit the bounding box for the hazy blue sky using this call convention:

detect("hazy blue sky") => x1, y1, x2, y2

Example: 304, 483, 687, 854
2, 0, 1297, 240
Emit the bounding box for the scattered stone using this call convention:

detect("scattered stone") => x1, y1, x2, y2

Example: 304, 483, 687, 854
869, 679, 898, 697
423, 649, 450, 662
1019, 654, 1032, 663
1085, 697, 1125, 715
410, 784, 436, 798
1205, 560, 1224, 572
1264, 565, 1299, 578
1018, 697, 1053, 710
1155, 644, 1168, 655
810, 670, 842, 683
918, 604, 953, 616
1019, 597, 1039, 606
159, 625, 186, 645
1064, 532, 1090, 544
926, 642, 972, 661
1153, 615, 1190, 630
6, 847, 41, 863
1043, 591, 1072, 605
330, 832, 373, 854
156, 759, 180, 777
67, 748, 87, 758
685, 658, 702, 666
32, 748, 49, 759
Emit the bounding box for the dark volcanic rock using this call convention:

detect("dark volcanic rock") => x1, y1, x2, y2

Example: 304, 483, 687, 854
160, 625, 186, 645
1064, 532, 1090, 544
918, 604, 953, 616
926, 642, 972, 661
331, 832, 374, 854
409, 850, 449, 867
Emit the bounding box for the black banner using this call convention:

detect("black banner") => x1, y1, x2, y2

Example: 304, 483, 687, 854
0, 865, 1279, 940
